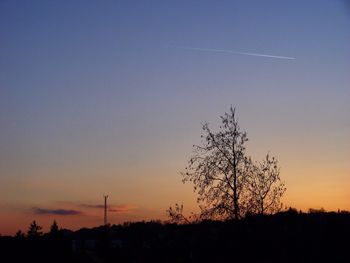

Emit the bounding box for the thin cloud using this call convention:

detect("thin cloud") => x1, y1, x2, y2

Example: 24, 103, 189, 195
78, 204, 105, 209
170, 46, 296, 60
77, 203, 137, 214
32, 207, 82, 216
109, 204, 138, 214
78, 203, 137, 213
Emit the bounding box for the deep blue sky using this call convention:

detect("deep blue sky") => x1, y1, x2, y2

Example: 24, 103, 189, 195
1, 1, 349, 234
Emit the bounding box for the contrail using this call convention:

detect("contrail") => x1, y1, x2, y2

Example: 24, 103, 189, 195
170, 46, 296, 60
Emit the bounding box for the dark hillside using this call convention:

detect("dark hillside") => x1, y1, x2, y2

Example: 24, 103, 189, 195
1, 211, 349, 262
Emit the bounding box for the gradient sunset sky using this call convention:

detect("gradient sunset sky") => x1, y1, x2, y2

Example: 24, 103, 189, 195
1, 1, 349, 235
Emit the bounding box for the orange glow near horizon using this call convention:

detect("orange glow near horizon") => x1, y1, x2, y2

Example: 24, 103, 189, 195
1, 137, 350, 236
1, 160, 349, 236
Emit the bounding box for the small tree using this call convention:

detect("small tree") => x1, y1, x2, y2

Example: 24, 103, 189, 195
27, 220, 43, 237
15, 230, 25, 238
247, 154, 286, 214
166, 203, 191, 224
50, 220, 59, 235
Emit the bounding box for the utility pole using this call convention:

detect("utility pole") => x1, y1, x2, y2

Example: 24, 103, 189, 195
103, 194, 109, 226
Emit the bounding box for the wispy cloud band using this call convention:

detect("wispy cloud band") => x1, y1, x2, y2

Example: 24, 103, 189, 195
32, 207, 82, 216
79, 204, 105, 209
78, 203, 137, 214
170, 46, 296, 60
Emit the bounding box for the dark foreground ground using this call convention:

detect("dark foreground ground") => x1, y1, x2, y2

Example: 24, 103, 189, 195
1, 210, 350, 262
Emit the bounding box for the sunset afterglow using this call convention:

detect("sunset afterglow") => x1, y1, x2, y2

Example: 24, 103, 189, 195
1, 1, 349, 236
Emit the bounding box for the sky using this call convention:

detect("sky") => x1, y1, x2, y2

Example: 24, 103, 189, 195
1, 0, 349, 235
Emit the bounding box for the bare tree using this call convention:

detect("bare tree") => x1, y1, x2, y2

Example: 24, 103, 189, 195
177, 106, 286, 221
247, 154, 286, 215
182, 107, 251, 220
166, 203, 191, 224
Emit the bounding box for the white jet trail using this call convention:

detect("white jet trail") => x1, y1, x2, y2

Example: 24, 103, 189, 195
171, 46, 296, 60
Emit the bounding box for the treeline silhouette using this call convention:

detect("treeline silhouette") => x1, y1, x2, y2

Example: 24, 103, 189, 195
1, 208, 350, 262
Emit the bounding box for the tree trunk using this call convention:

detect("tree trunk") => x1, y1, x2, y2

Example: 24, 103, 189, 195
233, 150, 239, 219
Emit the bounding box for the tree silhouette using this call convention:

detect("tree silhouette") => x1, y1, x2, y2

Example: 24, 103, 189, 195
247, 154, 286, 214
166, 203, 191, 224
179, 106, 286, 220
182, 107, 250, 220
27, 220, 43, 237
15, 230, 25, 238
50, 220, 59, 235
